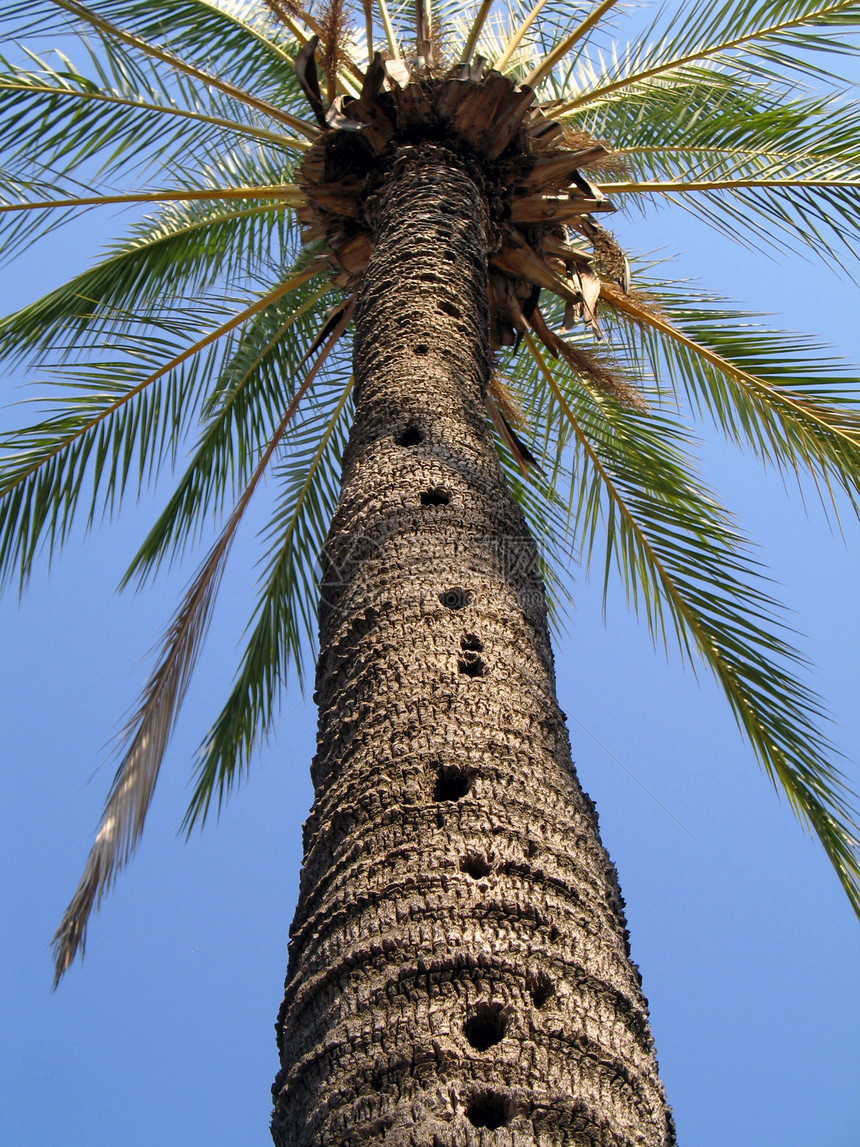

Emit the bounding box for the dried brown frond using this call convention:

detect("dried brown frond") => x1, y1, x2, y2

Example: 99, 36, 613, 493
265, 0, 312, 28
600, 280, 668, 324
558, 126, 603, 153
582, 221, 627, 282
488, 368, 527, 429
485, 391, 541, 475
559, 126, 630, 179
318, 0, 354, 102
530, 306, 649, 412
51, 297, 355, 988
52, 527, 232, 988
429, 15, 451, 72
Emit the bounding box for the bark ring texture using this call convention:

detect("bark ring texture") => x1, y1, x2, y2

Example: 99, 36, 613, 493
271, 150, 675, 1146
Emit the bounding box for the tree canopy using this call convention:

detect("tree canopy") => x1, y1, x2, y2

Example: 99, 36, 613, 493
1, 0, 859, 986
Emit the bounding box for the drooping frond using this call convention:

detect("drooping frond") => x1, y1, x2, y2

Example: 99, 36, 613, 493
2, 186, 304, 218
486, 390, 533, 475
599, 280, 860, 512
52, 387, 296, 986
122, 275, 337, 585
52, 277, 352, 982
0, 268, 324, 590
520, 329, 860, 914
185, 372, 354, 828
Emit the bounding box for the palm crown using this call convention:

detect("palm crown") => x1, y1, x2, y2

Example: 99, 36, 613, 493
1, 0, 859, 986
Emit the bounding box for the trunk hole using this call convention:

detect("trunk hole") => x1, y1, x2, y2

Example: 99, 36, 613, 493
397, 425, 423, 447
527, 970, 555, 1009
458, 654, 486, 677
465, 1090, 511, 1129
460, 633, 483, 652
440, 586, 470, 610
421, 488, 450, 507
438, 299, 461, 318
460, 852, 493, 879
413, 343, 430, 355
433, 765, 473, 802
464, 1004, 508, 1051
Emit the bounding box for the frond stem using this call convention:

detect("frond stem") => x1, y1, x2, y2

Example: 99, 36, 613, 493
493, 0, 550, 71
377, 0, 400, 58
603, 177, 860, 193
362, 0, 375, 64
459, 0, 493, 64
524, 0, 624, 90
47, 0, 320, 137
0, 265, 324, 500
0, 185, 305, 215
0, 80, 307, 149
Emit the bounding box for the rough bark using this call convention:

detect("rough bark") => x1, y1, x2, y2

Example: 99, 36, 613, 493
272, 146, 676, 1146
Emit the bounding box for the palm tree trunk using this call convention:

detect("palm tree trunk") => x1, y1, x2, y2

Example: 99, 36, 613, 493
271, 145, 676, 1146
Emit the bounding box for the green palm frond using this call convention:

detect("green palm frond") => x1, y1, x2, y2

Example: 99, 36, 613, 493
519, 330, 860, 913
603, 93, 860, 180
0, 33, 307, 257
558, 0, 860, 113
597, 93, 860, 264
0, 45, 304, 195
0, 268, 322, 589
1, 0, 319, 136
2, 0, 298, 97
600, 280, 860, 512
51, 0, 301, 96
362, 0, 404, 54
0, 192, 301, 362
123, 271, 337, 585
185, 371, 353, 829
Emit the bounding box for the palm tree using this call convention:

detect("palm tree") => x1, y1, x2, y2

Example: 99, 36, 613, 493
2, 0, 860, 1140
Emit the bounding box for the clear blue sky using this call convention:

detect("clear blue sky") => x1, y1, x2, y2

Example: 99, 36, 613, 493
2, 39, 860, 1147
